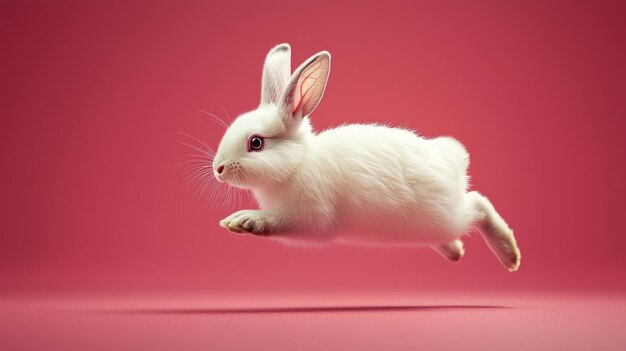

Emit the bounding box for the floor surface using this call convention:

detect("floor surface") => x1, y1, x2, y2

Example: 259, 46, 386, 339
1, 292, 625, 350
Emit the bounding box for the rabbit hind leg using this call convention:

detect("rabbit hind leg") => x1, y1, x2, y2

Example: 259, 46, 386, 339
432, 239, 465, 262
466, 191, 521, 272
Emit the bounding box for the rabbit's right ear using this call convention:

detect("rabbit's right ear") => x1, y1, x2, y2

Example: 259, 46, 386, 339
260, 43, 291, 106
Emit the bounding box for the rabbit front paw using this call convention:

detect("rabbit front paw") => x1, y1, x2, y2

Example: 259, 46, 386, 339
219, 210, 277, 236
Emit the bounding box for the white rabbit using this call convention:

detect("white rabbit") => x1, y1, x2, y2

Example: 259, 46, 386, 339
213, 43, 520, 271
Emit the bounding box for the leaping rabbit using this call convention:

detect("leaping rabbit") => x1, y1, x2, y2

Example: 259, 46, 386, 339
212, 44, 521, 271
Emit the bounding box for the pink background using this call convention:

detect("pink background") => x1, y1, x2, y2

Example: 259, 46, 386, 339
2, 0, 625, 297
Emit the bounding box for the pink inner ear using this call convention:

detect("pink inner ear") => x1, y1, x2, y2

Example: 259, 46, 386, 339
292, 59, 324, 117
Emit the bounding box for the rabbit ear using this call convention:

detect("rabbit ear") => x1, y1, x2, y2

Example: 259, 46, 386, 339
280, 51, 331, 130
260, 43, 291, 105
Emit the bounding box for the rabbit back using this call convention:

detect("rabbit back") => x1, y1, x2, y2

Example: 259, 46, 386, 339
258, 123, 474, 246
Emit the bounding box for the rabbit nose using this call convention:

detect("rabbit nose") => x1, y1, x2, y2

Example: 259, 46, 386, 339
216, 165, 224, 174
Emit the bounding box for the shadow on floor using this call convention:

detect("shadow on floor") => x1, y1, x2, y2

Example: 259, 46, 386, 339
94, 305, 510, 315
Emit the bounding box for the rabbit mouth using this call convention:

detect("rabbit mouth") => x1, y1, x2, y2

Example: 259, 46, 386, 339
217, 166, 248, 188
214, 172, 225, 183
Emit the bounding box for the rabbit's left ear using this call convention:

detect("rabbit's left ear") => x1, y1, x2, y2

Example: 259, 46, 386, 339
260, 43, 291, 105
280, 51, 331, 131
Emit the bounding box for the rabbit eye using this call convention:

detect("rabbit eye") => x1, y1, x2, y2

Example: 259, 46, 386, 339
249, 136, 264, 151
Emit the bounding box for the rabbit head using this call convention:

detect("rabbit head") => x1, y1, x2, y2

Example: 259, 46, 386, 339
213, 44, 331, 189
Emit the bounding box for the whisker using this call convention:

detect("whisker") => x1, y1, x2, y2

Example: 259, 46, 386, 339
176, 129, 247, 210
180, 163, 209, 177
177, 160, 225, 209
219, 187, 232, 209
178, 140, 214, 157
178, 161, 206, 176
196, 174, 214, 206
198, 109, 229, 129
176, 155, 213, 168
179, 166, 208, 182
219, 105, 232, 124
183, 170, 213, 191
234, 173, 241, 208
247, 190, 252, 205
223, 184, 230, 208
178, 131, 216, 154
206, 183, 223, 208
208, 182, 225, 208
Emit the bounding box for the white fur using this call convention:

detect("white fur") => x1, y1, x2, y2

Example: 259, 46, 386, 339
213, 44, 521, 271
